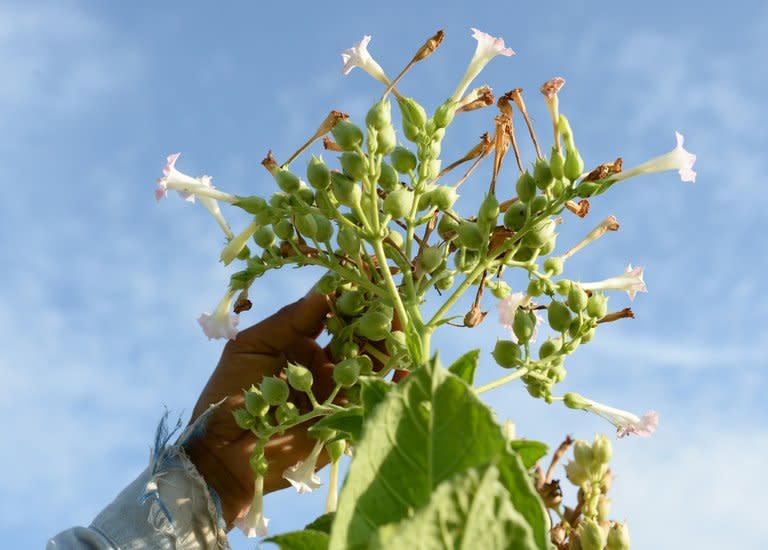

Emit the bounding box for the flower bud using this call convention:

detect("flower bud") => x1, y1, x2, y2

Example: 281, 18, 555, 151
523, 218, 556, 248
274, 168, 301, 193
579, 520, 607, 550
255, 206, 278, 226
435, 274, 454, 290
313, 214, 333, 242
385, 330, 406, 357
493, 339, 522, 368
383, 187, 414, 218
533, 158, 554, 190
331, 171, 362, 207
512, 309, 535, 344
538, 337, 562, 359
390, 146, 417, 173
275, 402, 299, 424
235, 196, 267, 215
438, 214, 459, 240
430, 186, 459, 211
254, 226, 276, 249
563, 392, 590, 410
581, 326, 596, 344
420, 246, 443, 273
287, 363, 314, 393
245, 387, 270, 417
530, 195, 548, 215
548, 364, 567, 383
564, 460, 588, 486
378, 162, 398, 192
270, 192, 291, 210
491, 281, 511, 299
433, 100, 457, 128
526, 279, 545, 297
607, 522, 630, 550
307, 155, 331, 190
336, 290, 364, 316
592, 434, 613, 465
260, 376, 289, 406
233, 408, 255, 430
333, 357, 361, 387
568, 285, 589, 312
548, 300, 572, 332
478, 193, 500, 226
376, 125, 397, 155
340, 152, 367, 181
296, 185, 315, 205
386, 228, 404, 249
565, 148, 585, 181
366, 99, 392, 130
577, 181, 600, 198
556, 280, 572, 296
544, 256, 564, 276
456, 221, 484, 250
331, 120, 363, 151
597, 495, 611, 522
316, 272, 340, 295
357, 310, 392, 341
573, 440, 594, 469
503, 202, 527, 231
398, 97, 427, 129
550, 147, 565, 179
586, 293, 608, 319
516, 170, 537, 203
337, 226, 361, 256
295, 213, 318, 240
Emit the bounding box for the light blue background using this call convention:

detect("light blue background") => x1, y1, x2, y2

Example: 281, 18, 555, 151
0, 1, 765, 548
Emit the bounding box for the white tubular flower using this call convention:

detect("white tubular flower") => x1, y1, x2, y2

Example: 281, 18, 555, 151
581, 264, 647, 301
195, 175, 235, 239
451, 28, 514, 101
614, 131, 697, 183
563, 215, 619, 259
197, 289, 239, 340
282, 439, 324, 494
220, 220, 257, 265
341, 35, 390, 86
234, 476, 269, 538
565, 393, 658, 438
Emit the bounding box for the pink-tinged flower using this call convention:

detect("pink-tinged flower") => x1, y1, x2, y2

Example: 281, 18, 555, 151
198, 289, 239, 340
451, 28, 515, 101
615, 131, 697, 183
564, 393, 658, 438
341, 35, 389, 86
156, 153, 198, 203
497, 292, 543, 343
581, 264, 647, 301
234, 477, 269, 538
282, 439, 324, 494
540, 77, 566, 100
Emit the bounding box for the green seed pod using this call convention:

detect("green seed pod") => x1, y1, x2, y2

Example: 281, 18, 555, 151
294, 213, 318, 239
316, 272, 340, 295
568, 284, 589, 312
530, 194, 548, 215
552, 179, 566, 198
255, 206, 277, 226
326, 439, 347, 462
357, 354, 374, 376
579, 519, 607, 550
573, 440, 594, 469
378, 162, 398, 192
543, 256, 564, 276
437, 214, 459, 240
232, 408, 255, 430
422, 158, 441, 180
270, 192, 291, 209
478, 193, 500, 226
539, 234, 557, 256
491, 281, 511, 299
244, 387, 270, 417
307, 155, 331, 190
340, 151, 367, 181
377, 125, 397, 155
326, 316, 345, 335
274, 168, 301, 193
586, 293, 608, 319
564, 460, 588, 486
607, 522, 630, 550
568, 317, 583, 339
331, 171, 362, 207
525, 380, 547, 399
336, 290, 365, 317
390, 146, 417, 174
433, 100, 457, 128
565, 148, 585, 181
333, 357, 361, 387
430, 186, 459, 211
581, 327, 596, 343
296, 185, 315, 205
385, 330, 406, 357
434, 274, 454, 290
340, 341, 359, 359
386, 229, 404, 249
539, 337, 562, 359
563, 392, 590, 410
512, 309, 535, 344
577, 181, 600, 197
548, 364, 567, 383
512, 246, 536, 262
260, 376, 289, 406
592, 433, 613, 465
252, 226, 275, 249
492, 339, 522, 369
402, 122, 420, 142
548, 300, 572, 332
503, 202, 527, 231
275, 402, 299, 424
272, 219, 293, 241
313, 214, 333, 242
235, 195, 267, 215
337, 226, 361, 255
533, 158, 554, 190
420, 246, 443, 273
526, 278, 545, 297
524, 218, 557, 248
398, 97, 427, 130
357, 310, 392, 341
550, 146, 565, 180
383, 187, 414, 218
555, 279, 572, 296
366, 98, 392, 130
331, 120, 363, 151
456, 221, 484, 250
515, 170, 537, 203
287, 363, 314, 392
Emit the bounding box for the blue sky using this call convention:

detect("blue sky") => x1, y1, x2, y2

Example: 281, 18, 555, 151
0, 1, 765, 548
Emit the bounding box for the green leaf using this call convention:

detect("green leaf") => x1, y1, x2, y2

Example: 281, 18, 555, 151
265, 529, 329, 550
329, 362, 508, 549
373, 466, 537, 550
359, 376, 391, 416
447, 349, 480, 385
305, 512, 335, 534
509, 439, 549, 469
497, 451, 553, 550
308, 407, 363, 442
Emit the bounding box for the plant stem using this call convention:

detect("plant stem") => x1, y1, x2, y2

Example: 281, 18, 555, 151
372, 238, 410, 338
475, 367, 529, 394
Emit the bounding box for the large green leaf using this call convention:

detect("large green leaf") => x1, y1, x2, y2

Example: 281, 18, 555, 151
305, 512, 335, 534
308, 407, 363, 442
447, 349, 480, 385
373, 465, 537, 550
509, 439, 549, 469
329, 361, 509, 549
264, 529, 328, 550
360, 376, 391, 416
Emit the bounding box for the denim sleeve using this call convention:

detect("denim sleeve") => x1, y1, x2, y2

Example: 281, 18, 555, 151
47, 403, 230, 550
